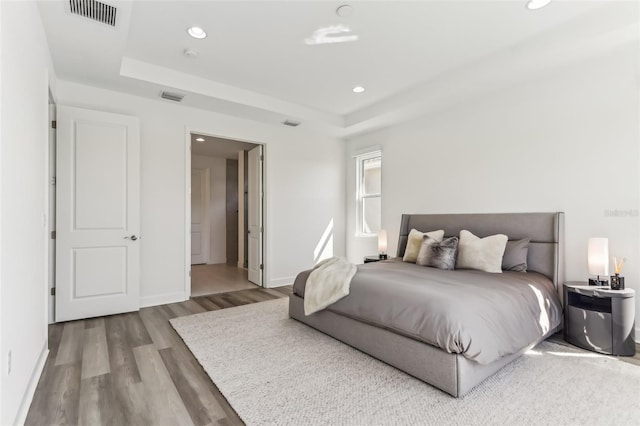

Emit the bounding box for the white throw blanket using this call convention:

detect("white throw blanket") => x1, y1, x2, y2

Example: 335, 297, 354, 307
304, 257, 357, 316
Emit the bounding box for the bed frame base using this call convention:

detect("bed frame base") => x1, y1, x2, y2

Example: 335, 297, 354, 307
289, 293, 554, 397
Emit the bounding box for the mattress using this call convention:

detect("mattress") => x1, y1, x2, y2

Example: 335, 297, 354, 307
293, 258, 563, 364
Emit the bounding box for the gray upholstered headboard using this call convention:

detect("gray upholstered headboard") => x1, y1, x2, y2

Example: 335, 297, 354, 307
397, 212, 565, 289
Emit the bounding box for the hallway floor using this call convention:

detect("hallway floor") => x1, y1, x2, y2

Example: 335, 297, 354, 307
191, 263, 258, 297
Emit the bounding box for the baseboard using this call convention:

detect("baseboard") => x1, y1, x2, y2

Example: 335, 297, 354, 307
139, 291, 188, 308
267, 276, 295, 288
14, 340, 49, 425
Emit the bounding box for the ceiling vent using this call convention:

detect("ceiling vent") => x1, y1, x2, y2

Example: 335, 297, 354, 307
282, 119, 301, 127
69, 0, 117, 27
160, 91, 185, 102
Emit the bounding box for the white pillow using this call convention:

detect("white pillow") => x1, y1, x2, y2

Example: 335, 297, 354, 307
455, 230, 508, 273
403, 229, 445, 263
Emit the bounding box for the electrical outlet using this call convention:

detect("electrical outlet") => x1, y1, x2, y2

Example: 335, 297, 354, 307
7, 350, 12, 375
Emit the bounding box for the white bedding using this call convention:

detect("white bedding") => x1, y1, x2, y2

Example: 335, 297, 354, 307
303, 257, 356, 315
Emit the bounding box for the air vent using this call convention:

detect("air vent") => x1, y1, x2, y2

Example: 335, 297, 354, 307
160, 91, 185, 102
282, 119, 301, 127
69, 0, 117, 26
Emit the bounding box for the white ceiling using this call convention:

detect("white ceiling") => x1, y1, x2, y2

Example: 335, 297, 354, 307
37, 1, 637, 136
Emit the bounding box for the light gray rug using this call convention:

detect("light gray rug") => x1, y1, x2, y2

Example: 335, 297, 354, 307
170, 298, 640, 426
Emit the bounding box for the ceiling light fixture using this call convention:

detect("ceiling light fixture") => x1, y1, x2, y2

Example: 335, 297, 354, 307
352, 86, 365, 93
305, 25, 358, 45
184, 49, 198, 58
526, 0, 551, 10
187, 26, 207, 39
282, 119, 301, 127
196, 137, 205, 142
336, 5, 354, 18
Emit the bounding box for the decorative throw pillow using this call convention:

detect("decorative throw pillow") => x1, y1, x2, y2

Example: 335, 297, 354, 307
455, 230, 508, 273
403, 229, 445, 263
416, 236, 459, 270
502, 238, 530, 272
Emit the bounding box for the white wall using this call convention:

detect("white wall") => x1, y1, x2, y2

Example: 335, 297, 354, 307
347, 45, 640, 330
56, 80, 346, 303
0, 2, 55, 424
192, 154, 227, 264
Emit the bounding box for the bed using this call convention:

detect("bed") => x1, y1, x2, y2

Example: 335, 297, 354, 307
288, 212, 565, 397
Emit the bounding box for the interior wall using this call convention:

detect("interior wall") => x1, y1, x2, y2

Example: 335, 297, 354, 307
56, 80, 346, 303
192, 154, 227, 264
0, 2, 55, 424
346, 44, 640, 335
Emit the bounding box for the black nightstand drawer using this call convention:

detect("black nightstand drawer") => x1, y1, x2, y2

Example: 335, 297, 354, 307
566, 306, 613, 354
563, 282, 635, 356
567, 292, 612, 313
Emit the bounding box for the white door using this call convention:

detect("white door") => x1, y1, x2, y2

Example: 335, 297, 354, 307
56, 105, 140, 322
247, 146, 263, 286
48, 104, 57, 324
191, 168, 209, 265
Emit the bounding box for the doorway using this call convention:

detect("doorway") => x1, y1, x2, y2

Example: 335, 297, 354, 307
189, 133, 263, 297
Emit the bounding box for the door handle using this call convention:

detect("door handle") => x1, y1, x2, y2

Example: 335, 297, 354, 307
125, 235, 138, 241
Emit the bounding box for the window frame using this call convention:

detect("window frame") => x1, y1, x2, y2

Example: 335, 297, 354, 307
355, 150, 382, 237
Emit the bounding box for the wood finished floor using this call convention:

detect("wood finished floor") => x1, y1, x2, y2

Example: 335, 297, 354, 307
26, 286, 640, 426
25, 286, 292, 426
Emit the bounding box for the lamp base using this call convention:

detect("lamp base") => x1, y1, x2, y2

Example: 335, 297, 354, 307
379, 253, 388, 260
588, 278, 609, 286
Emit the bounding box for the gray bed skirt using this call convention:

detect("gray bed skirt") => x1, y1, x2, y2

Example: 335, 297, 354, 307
289, 293, 558, 397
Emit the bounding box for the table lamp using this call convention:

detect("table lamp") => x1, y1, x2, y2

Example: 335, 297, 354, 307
378, 229, 388, 260
587, 237, 609, 286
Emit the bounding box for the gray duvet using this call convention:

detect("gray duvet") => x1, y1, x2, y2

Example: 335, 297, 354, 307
293, 258, 563, 364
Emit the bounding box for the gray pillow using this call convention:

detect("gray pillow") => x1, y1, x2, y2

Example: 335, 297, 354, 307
502, 238, 530, 272
416, 236, 459, 270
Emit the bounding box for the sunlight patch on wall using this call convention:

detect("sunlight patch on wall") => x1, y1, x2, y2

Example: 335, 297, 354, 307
314, 219, 334, 264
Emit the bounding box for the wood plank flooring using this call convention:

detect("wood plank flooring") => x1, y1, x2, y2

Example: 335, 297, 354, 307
25, 285, 640, 425
25, 286, 291, 426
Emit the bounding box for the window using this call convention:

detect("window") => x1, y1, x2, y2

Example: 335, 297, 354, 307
356, 151, 381, 236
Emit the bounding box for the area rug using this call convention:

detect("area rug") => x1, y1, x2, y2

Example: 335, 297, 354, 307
170, 298, 640, 426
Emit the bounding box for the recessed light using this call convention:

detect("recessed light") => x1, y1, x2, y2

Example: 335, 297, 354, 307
352, 86, 365, 93
187, 26, 207, 39
196, 137, 205, 143
526, 0, 551, 10
336, 5, 353, 18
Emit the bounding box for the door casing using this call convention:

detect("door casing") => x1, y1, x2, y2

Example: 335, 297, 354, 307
184, 129, 267, 297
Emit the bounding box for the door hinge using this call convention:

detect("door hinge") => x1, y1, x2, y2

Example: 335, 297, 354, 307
51, 231, 56, 239
50, 287, 56, 296
260, 264, 264, 270
50, 176, 56, 186
51, 120, 57, 129
189, 270, 191, 277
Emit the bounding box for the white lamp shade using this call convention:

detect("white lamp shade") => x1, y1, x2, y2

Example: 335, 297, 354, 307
378, 229, 388, 254
587, 237, 609, 276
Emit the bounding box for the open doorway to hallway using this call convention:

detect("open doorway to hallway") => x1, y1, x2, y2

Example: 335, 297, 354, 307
190, 133, 263, 296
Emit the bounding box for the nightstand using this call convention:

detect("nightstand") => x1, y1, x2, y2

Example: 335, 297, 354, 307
563, 282, 636, 356
364, 255, 384, 263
